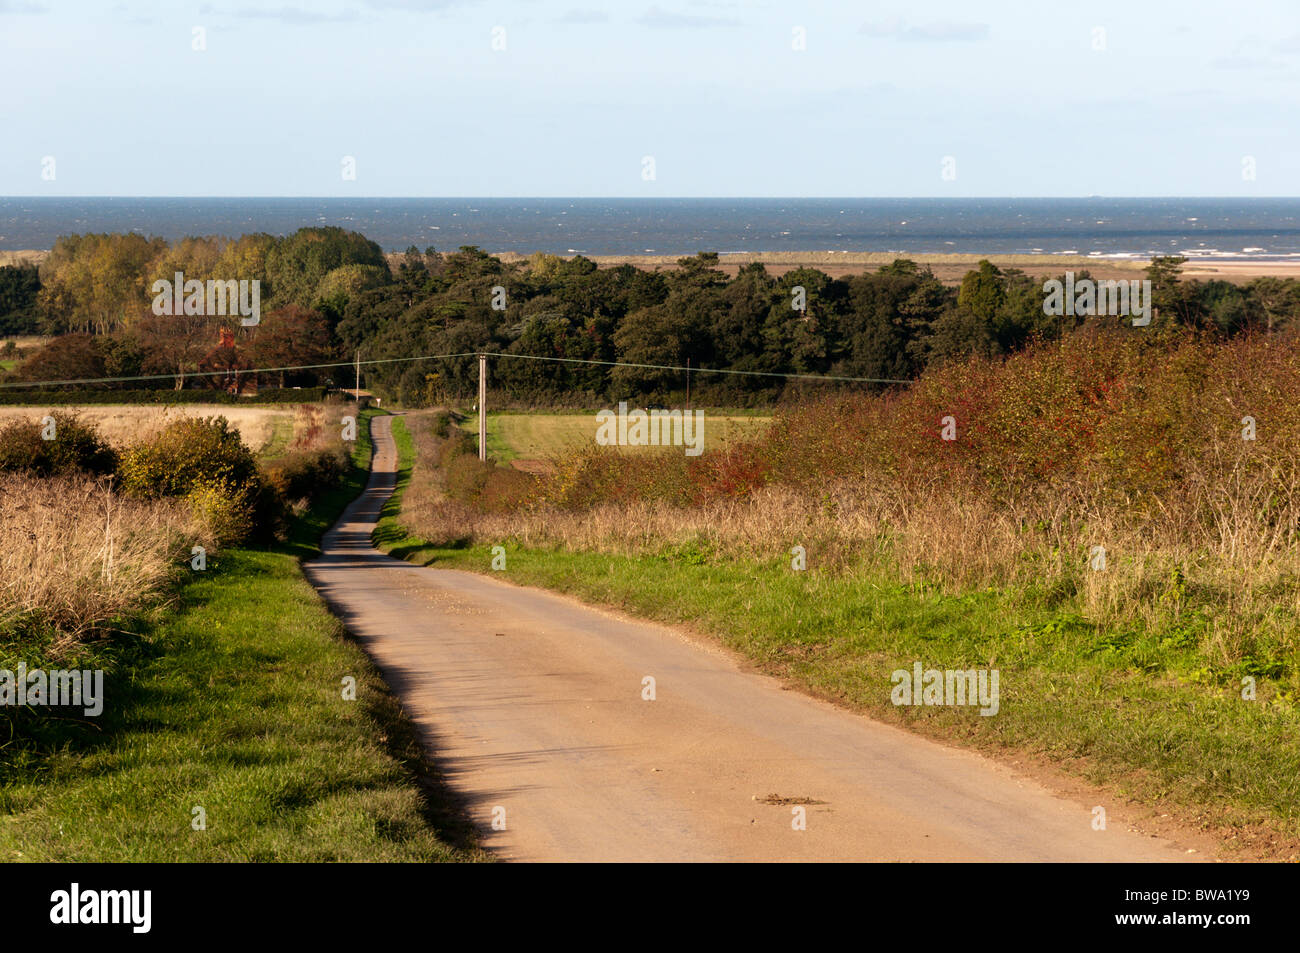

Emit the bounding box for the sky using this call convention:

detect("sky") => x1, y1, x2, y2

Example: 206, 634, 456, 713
1, 0, 1298, 197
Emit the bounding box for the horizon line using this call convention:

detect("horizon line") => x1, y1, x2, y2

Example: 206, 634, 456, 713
3, 195, 1300, 201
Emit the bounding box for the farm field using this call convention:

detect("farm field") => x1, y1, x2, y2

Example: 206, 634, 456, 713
0, 336, 53, 373
459, 410, 772, 464
0, 403, 326, 458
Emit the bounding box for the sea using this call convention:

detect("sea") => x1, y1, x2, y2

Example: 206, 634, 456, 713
3, 197, 1300, 259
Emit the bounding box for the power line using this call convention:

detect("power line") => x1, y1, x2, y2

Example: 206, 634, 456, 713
0, 354, 471, 390
0, 349, 912, 390
480, 352, 913, 385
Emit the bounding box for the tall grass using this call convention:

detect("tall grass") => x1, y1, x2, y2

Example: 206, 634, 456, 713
1, 401, 354, 653
0, 474, 204, 655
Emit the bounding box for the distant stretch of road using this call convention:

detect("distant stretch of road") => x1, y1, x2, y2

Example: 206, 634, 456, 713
304, 415, 1194, 862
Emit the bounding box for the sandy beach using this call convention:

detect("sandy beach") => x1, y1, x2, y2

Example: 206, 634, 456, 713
10, 248, 1300, 288
493, 251, 1300, 286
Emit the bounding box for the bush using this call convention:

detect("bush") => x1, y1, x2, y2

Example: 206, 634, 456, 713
0, 419, 44, 472
430, 411, 453, 439
119, 416, 263, 543
183, 476, 257, 545
7, 333, 106, 385
119, 416, 259, 497
520, 326, 1300, 527
0, 411, 116, 476
264, 445, 351, 505
428, 422, 535, 512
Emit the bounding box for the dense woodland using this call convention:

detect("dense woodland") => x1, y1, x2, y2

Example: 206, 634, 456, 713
3, 227, 1299, 405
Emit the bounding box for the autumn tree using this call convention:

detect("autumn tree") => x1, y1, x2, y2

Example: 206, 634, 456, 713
11, 333, 107, 386
136, 311, 219, 389
38, 233, 165, 334
249, 305, 335, 387
215, 232, 276, 296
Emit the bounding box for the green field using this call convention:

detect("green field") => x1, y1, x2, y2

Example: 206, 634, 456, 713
458, 411, 772, 462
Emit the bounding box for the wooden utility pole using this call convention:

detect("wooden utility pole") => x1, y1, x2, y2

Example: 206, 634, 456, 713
354, 350, 360, 399
686, 357, 691, 409
478, 353, 487, 461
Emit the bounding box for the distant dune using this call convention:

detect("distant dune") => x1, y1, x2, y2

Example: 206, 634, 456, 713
375, 249, 1156, 284
0, 250, 46, 267
9, 247, 1297, 288
392, 249, 1258, 286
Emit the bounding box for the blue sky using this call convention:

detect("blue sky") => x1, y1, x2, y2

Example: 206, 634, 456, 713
2, 0, 1298, 196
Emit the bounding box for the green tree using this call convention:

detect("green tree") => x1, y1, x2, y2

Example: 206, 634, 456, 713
762, 268, 836, 375
1145, 255, 1187, 323
264, 227, 389, 308
612, 297, 709, 398
1245, 277, 1300, 331
0, 263, 41, 335
315, 263, 390, 327
957, 259, 1006, 324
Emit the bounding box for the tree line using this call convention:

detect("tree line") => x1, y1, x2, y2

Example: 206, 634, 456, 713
4, 227, 1299, 402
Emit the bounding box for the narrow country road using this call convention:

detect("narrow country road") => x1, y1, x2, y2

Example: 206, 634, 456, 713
304, 415, 1196, 862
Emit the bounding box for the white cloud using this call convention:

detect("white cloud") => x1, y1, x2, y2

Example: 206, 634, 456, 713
860, 18, 989, 42
231, 6, 361, 23
556, 9, 609, 24
637, 5, 741, 29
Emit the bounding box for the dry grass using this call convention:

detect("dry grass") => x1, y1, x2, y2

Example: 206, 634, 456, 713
0, 335, 51, 349
0, 473, 207, 652
0, 404, 301, 453
0, 400, 349, 649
